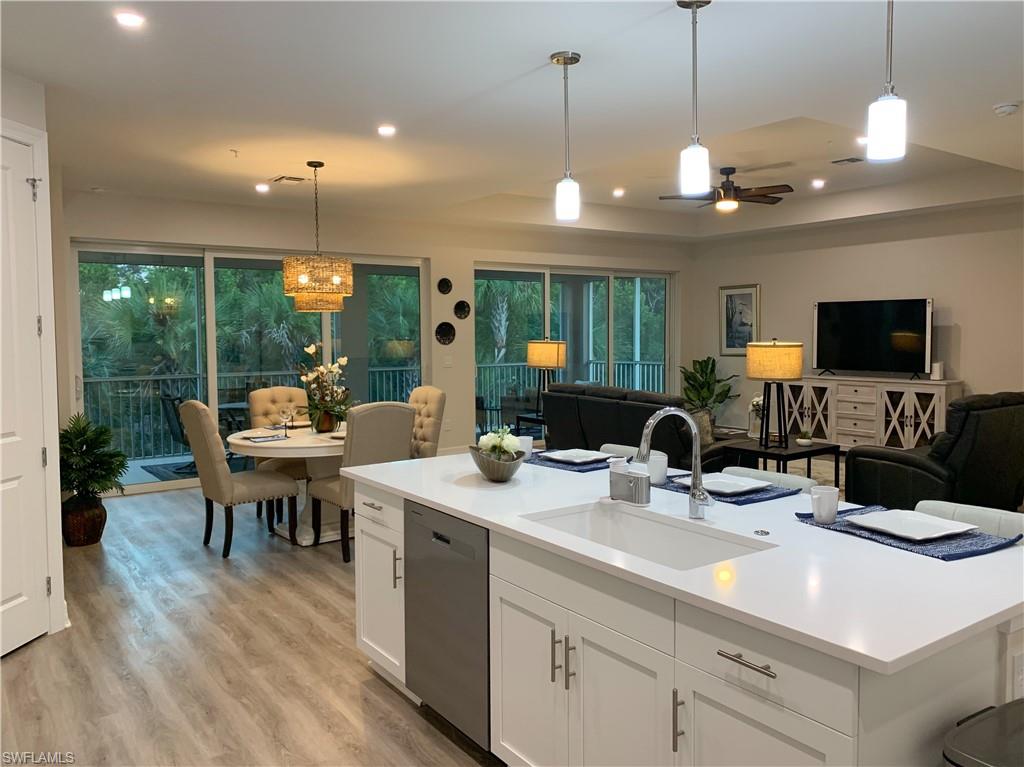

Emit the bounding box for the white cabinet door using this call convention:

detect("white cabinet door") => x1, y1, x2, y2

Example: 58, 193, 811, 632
1, 136, 50, 656
568, 612, 676, 767
674, 661, 855, 766
354, 515, 405, 682
489, 576, 569, 767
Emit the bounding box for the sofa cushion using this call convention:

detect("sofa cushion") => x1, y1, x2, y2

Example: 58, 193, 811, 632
548, 382, 587, 396
584, 385, 629, 400
577, 395, 625, 449
625, 389, 685, 408
542, 391, 586, 449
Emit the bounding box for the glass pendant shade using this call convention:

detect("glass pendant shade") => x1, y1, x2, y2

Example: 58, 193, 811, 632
292, 293, 345, 312
282, 255, 354, 297
555, 176, 580, 222
715, 198, 738, 213
679, 142, 711, 196
866, 94, 906, 162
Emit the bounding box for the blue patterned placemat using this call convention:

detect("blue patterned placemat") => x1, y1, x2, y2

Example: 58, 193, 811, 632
526, 453, 611, 473
795, 506, 1024, 561
655, 480, 801, 506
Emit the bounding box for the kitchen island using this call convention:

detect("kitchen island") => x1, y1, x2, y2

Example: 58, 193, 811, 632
341, 453, 1023, 766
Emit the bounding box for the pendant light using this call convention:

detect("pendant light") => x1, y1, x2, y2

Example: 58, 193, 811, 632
866, 0, 907, 162
678, 1, 711, 196
551, 51, 581, 222
282, 161, 353, 312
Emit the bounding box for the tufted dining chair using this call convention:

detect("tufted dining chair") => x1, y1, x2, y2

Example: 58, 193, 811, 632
408, 385, 446, 459
248, 386, 310, 520
307, 402, 416, 561
179, 400, 300, 558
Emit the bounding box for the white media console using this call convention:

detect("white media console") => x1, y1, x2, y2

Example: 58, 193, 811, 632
783, 375, 964, 451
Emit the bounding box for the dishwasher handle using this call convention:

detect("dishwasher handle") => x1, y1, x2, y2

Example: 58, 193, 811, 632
432, 531, 451, 546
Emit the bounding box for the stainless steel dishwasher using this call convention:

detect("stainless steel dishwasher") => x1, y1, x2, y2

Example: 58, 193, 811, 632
404, 500, 489, 750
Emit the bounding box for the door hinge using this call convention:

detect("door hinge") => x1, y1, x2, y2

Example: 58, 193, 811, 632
26, 177, 42, 202
46, 576, 52, 597
42, 446, 47, 467
37, 315, 43, 336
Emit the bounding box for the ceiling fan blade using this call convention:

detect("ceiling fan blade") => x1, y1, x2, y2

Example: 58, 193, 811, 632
698, 201, 715, 208
659, 193, 715, 201
739, 195, 784, 205
739, 184, 794, 197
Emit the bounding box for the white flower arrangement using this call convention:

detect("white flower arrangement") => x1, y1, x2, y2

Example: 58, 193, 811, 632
477, 426, 522, 461
749, 395, 765, 416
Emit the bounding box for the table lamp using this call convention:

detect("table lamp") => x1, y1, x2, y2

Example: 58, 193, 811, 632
746, 340, 804, 449
526, 339, 567, 415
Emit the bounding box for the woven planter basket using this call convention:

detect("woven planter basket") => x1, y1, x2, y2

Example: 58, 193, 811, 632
468, 446, 526, 483
62, 499, 107, 546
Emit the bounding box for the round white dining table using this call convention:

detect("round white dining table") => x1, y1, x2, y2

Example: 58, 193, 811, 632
227, 423, 346, 547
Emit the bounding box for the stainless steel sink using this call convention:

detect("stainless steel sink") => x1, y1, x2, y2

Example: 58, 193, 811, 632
523, 500, 772, 572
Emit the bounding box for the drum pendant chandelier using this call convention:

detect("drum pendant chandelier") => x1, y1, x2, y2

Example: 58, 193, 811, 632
282, 160, 353, 312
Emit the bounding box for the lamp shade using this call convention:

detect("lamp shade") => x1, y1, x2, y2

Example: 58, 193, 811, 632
866, 94, 906, 162
292, 293, 345, 313
746, 341, 803, 381
679, 142, 711, 196
555, 177, 580, 222
282, 255, 354, 297
526, 339, 567, 369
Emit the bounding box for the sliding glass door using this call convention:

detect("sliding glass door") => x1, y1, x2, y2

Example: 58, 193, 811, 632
330, 264, 421, 404
550, 273, 608, 385
612, 276, 668, 392
79, 251, 206, 484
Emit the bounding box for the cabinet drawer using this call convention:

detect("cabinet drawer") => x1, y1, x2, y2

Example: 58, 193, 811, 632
835, 399, 875, 416
353, 486, 404, 532
675, 601, 858, 736
836, 432, 874, 450
836, 383, 875, 400
835, 415, 875, 435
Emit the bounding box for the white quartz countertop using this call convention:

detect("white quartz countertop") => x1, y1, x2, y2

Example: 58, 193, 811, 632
341, 453, 1024, 674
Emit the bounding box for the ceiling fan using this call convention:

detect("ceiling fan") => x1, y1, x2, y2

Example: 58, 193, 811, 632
660, 167, 794, 212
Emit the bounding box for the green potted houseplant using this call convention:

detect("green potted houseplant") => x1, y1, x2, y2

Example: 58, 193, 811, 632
679, 356, 740, 424
59, 413, 128, 546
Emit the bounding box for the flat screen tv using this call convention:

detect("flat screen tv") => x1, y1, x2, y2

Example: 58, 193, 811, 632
813, 298, 932, 374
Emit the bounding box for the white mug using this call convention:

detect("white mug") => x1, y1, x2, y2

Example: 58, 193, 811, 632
518, 435, 534, 457
646, 453, 668, 485
810, 486, 840, 525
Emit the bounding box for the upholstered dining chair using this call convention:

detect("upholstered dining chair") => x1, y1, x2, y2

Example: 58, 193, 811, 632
915, 500, 1024, 538
408, 385, 445, 459
179, 400, 301, 558
307, 401, 416, 561
723, 465, 818, 493
248, 386, 310, 521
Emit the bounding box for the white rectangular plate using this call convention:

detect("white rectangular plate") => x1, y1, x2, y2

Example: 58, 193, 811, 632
542, 449, 616, 465
848, 509, 978, 541
672, 472, 772, 496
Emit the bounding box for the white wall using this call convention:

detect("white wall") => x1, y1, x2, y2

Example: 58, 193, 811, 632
60, 190, 687, 449
1, 69, 46, 130
682, 202, 1024, 428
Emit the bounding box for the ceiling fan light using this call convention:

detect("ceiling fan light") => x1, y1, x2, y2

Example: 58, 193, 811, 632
866, 94, 906, 161
555, 176, 580, 222
715, 198, 739, 213
679, 142, 711, 196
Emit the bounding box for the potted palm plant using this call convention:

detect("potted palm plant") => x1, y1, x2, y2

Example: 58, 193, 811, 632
59, 413, 128, 546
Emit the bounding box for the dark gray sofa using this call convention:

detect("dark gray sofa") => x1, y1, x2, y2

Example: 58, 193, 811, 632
845, 392, 1024, 512
541, 383, 738, 472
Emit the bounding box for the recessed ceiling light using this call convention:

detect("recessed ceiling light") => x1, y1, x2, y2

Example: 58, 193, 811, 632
855, 136, 869, 146
810, 178, 826, 190
612, 187, 625, 198
115, 11, 145, 28
254, 183, 270, 193
377, 124, 397, 138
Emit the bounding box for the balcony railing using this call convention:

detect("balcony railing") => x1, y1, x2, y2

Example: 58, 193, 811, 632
84, 366, 422, 461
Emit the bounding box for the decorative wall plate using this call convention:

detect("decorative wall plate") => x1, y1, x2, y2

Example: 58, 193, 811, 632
437, 277, 453, 295
454, 300, 471, 319
435, 322, 456, 345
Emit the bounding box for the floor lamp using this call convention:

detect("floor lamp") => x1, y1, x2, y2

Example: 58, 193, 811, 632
526, 339, 567, 415
746, 340, 804, 449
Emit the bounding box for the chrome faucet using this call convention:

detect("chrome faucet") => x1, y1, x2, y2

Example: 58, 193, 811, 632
637, 407, 712, 520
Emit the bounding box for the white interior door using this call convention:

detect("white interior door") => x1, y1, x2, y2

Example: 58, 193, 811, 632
1, 136, 50, 655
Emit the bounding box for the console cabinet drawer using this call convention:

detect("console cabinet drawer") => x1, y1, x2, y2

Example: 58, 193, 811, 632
675, 601, 858, 735
836, 383, 876, 400
835, 399, 875, 416
835, 415, 876, 435
836, 433, 872, 450
353, 486, 404, 532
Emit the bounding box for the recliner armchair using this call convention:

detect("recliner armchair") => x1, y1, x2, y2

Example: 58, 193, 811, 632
845, 392, 1024, 512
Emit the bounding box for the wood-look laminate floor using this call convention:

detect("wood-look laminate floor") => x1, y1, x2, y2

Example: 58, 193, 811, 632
1, 488, 498, 767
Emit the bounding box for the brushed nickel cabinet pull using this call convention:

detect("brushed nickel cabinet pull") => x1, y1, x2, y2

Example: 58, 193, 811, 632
717, 649, 777, 679
550, 630, 563, 683
672, 688, 685, 752
564, 635, 576, 690
392, 550, 402, 589
362, 501, 384, 512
